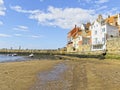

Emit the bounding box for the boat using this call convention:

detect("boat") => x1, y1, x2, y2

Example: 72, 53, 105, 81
12, 53, 17, 56
29, 54, 34, 57
7, 54, 12, 56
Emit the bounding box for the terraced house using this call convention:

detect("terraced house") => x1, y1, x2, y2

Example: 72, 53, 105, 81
67, 23, 91, 52
91, 15, 119, 51
67, 14, 120, 53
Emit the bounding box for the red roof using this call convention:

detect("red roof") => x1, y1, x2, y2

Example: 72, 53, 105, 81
68, 26, 80, 38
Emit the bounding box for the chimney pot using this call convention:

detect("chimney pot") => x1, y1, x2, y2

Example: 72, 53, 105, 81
75, 25, 77, 28
108, 15, 110, 18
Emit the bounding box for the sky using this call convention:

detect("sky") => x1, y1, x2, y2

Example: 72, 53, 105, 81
0, 0, 120, 49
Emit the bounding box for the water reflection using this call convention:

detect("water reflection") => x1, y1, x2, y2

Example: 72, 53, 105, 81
30, 63, 70, 90
39, 63, 67, 84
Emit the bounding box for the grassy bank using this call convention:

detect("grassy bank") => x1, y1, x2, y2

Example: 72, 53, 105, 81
0, 60, 61, 90
105, 53, 120, 60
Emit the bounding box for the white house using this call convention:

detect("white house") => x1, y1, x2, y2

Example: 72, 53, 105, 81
91, 15, 119, 51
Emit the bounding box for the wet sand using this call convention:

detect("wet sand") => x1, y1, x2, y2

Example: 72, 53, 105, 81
0, 59, 61, 90
30, 58, 120, 90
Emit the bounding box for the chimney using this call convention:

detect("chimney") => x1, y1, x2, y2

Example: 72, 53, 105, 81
108, 15, 110, 18
75, 25, 77, 28
118, 13, 120, 17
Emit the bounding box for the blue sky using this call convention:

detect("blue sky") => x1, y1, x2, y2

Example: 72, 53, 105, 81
0, 0, 120, 49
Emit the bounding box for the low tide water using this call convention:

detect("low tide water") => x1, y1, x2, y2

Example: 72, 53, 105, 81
30, 63, 70, 90
0, 54, 27, 62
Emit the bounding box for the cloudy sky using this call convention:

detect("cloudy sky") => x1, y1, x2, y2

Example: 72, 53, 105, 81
0, 0, 119, 49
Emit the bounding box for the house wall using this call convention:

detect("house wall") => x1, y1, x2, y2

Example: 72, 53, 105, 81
117, 14, 120, 25
106, 24, 119, 38
91, 21, 106, 51
78, 45, 91, 52
67, 46, 73, 52
67, 14, 120, 53
81, 24, 85, 30
91, 21, 119, 51
91, 21, 102, 45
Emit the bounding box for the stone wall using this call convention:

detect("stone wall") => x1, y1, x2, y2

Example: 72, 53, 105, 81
67, 44, 91, 53
67, 37, 120, 54
78, 45, 91, 52
107, 37, 120, 53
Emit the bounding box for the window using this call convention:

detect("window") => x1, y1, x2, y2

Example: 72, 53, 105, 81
102, 28, 105, 32
102, 38, 105, 43
95, 31, 97, 35
94, 38, 98, 43
93, 45, 103, 49
96, 24, 98, 27
82, 38, 89, 45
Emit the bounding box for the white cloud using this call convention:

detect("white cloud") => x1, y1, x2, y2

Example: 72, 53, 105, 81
14, 34, 22, 37
12, 5, 119, 29
96, 6, 107, 11
29, 6, 96, 29
0, 0, 6, 16
0, 33, 11, 37
31, 35, 43, 38
0, 0, 3, 4
95, 0, 109, 4
11, 6, 96, 29
13, 25, 29, 31
0, 21, 3, 25
10, 5, 40, 14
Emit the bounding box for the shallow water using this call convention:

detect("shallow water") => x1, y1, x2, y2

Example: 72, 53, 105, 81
31, 63, 71, 90
39, 63, 67, 84
0, 54, 27, 62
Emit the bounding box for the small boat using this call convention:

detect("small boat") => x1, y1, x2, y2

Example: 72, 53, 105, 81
7, 54, 12, 56
12, 53, 17, 56
29, 54, 34, 57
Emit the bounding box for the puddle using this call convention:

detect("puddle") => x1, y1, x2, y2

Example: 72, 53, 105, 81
38, 63, 67, 84
30, 62, 72, 90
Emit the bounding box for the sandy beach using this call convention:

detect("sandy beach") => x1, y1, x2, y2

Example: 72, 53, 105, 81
0, 57, 120, 90
0, 59, 61, 90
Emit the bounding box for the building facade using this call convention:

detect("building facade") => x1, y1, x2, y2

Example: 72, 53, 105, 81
67, 23, 91, 52
91, 15, 119, 51
67, 14, 120, 53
